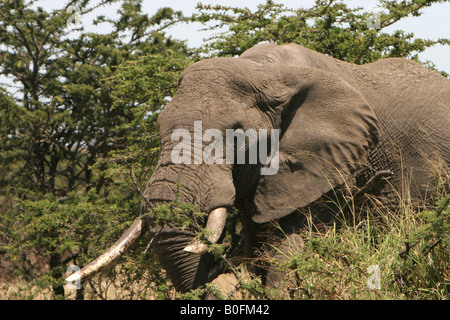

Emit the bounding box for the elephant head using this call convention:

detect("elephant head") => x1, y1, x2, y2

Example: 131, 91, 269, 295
66, 44, 379, 293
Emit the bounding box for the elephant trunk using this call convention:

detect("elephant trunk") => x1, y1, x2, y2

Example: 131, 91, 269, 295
65, 217, 146, 284
151, 230, 209, 292
152, 207, 228, 292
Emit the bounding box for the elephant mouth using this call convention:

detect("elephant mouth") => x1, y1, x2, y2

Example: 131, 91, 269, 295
151, 207, 228, 292
151, 228, 224, 293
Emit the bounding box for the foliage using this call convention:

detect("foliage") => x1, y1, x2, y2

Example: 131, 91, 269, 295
192, 0, 449, 76
148, 185, 206, 230
6, 190, 138, 297
251, 172, 449, 300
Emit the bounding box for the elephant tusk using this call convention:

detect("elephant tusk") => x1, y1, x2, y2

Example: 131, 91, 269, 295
183, 241, 209, 255
65, 217, 146, 285
204, 207, 228, 243
183, 207, 227, 255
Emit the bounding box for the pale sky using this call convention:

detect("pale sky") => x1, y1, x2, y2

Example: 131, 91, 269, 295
27, 0, 450, 74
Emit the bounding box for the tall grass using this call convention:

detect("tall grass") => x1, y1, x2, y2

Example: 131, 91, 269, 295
260, 169, 449, 300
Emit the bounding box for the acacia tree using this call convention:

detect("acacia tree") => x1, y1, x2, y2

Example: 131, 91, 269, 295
193, 0, 449, 75
0, 0, 191, 299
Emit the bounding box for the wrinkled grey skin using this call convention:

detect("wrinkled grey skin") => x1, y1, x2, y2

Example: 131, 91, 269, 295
79, 44, 450, 293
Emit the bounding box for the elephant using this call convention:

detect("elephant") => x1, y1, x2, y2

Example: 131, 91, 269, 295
66, 43, 450, 295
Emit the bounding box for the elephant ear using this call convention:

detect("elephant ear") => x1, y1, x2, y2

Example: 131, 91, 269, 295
252, 68, 379, 223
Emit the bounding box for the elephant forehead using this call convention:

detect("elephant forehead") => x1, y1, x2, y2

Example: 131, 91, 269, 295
157, 93, 259, 140
179, 56, 285, 96
180, 68, 258, 97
